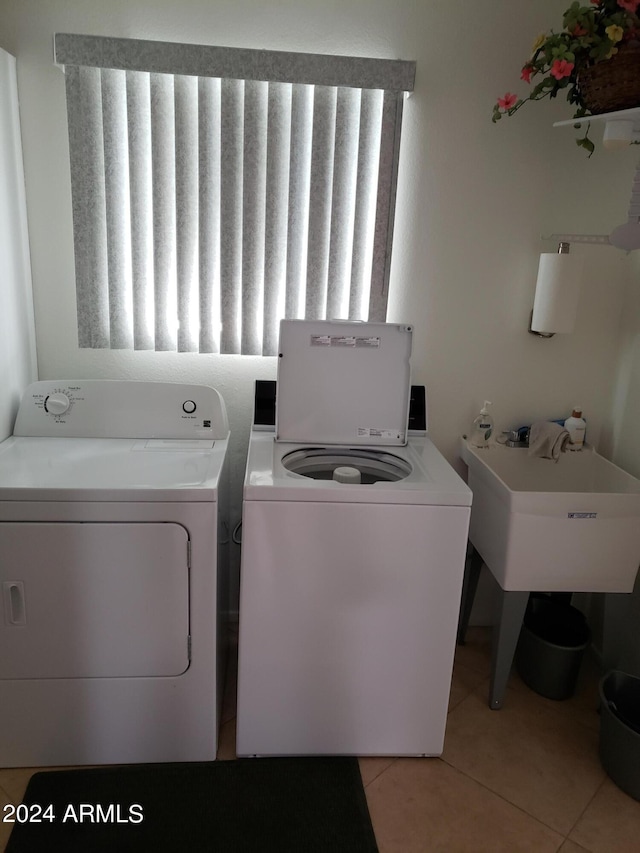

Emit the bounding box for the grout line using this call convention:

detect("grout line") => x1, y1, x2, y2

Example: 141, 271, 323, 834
446, 686, 485, 715
361, 757, 398, 789
438, 729, 600, 844
437, 759, 568, 845
448, 631, 607, 832
562, 774, 608, 847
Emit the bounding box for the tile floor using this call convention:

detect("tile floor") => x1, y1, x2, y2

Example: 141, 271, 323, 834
2, 625, 640, 852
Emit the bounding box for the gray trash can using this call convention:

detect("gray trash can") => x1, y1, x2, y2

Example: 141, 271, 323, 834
599, 670, 640, 801
516, 595, 590, 700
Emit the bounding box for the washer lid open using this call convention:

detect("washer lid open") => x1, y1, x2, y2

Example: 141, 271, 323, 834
276, 320, 412, 446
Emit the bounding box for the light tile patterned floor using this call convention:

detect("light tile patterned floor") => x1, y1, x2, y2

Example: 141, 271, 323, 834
2, 626, 640, 852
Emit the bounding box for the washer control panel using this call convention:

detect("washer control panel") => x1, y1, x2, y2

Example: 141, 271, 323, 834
14, 381, 229, 439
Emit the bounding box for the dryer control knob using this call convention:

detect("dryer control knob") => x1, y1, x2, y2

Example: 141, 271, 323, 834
44, 393, 71, 416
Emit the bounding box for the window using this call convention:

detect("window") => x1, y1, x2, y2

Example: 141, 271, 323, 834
54, 34, 415, 355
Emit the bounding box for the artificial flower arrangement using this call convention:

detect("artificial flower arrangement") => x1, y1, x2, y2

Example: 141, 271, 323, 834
493, 0, 640, 155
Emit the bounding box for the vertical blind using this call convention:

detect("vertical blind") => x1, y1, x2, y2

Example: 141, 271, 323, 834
54, 35, 415, 355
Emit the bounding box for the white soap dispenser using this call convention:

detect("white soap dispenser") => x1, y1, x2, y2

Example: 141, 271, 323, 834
565, 407, 586, 451
470, 401, 493, 448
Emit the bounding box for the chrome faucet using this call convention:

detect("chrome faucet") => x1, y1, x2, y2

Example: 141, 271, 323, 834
505, 427, 530, 448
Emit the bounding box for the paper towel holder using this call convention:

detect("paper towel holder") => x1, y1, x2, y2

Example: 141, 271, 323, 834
528, 310, 555, 338
528, 241, 584, 338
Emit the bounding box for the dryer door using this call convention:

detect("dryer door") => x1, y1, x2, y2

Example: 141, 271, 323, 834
0, 522, 190, 678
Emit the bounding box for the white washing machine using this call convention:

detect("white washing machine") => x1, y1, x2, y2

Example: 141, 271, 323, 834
0, 380, 230, 767
236, 320, 472, 757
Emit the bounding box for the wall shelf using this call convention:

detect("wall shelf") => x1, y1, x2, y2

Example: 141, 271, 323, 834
549, 107, 640, 251
554, 106, 640, 147
553, 105, 640, 129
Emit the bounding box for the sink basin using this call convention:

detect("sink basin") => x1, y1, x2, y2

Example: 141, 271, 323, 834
460, 439, 640, 593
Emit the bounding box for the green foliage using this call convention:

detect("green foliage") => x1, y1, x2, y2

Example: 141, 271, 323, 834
493, 0, 640, 154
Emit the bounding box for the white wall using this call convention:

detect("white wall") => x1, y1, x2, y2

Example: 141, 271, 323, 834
0, 47, 37, 439
1, 0, 638, 614
604, 251, 640, 675
610, 252, 640, 478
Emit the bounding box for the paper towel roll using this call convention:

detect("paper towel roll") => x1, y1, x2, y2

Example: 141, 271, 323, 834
530, 252, 584, 335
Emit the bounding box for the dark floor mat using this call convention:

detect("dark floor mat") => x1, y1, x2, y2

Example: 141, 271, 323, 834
5, 756, 378, 852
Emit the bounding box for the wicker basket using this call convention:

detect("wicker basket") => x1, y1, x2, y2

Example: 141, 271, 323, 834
578, 41, 640, 114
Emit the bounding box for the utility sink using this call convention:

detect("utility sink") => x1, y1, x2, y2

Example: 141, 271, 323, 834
458, 437, 640, 709
460, 438, 640, 593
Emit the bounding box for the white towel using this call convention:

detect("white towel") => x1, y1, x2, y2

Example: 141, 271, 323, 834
527, 421, 571, 462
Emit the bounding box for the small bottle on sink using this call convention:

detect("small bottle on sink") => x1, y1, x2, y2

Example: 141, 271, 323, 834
565, 408, 586, 451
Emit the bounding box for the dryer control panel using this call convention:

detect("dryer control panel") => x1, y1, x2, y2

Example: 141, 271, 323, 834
13, 380, 230, 439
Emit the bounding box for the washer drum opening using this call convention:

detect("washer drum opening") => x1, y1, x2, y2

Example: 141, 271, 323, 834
281, 447, 412, 484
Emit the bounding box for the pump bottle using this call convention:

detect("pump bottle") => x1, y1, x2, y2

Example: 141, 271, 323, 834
470, 401, 493, 448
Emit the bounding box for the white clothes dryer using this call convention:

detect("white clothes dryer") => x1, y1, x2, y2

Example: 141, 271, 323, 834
236, 321, 472, 757
0, 380, 230, 767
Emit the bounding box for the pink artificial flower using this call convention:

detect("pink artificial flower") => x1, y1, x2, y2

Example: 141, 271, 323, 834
521, 65, 534, 83
618, 0, 640, 12
571, 24, 587, 36
497, 92, 518, 110
550, 59, 575, 80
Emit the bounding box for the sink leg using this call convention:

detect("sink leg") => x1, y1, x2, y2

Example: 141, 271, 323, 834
457, 544, 483, 645
602, 591, 633, 673
489, 590, 529, 709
